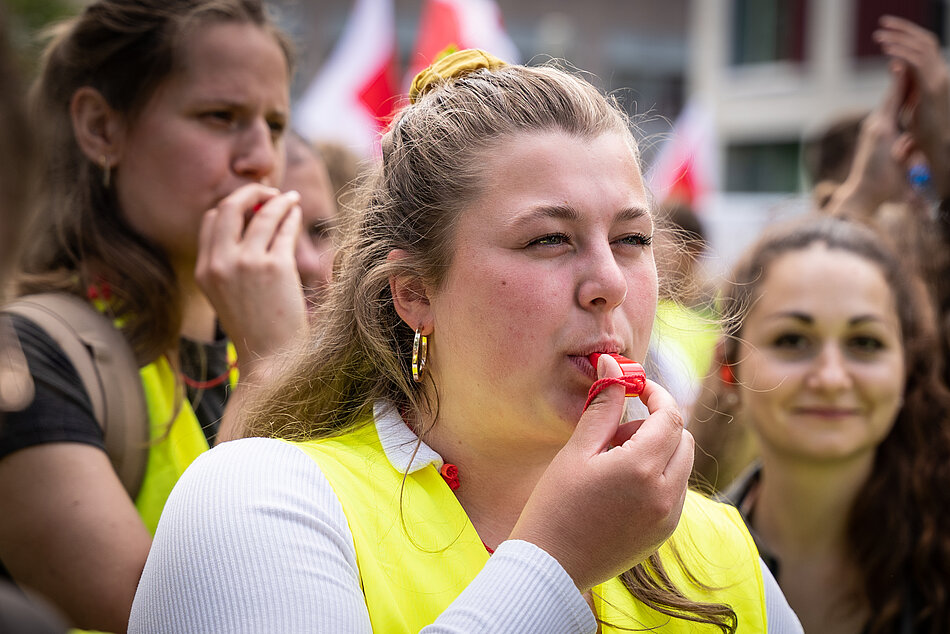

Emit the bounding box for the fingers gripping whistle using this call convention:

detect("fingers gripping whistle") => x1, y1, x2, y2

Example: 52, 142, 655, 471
584, 353, 646, 410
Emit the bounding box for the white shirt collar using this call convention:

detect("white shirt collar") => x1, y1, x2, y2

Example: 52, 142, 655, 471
373, 400, 443, 474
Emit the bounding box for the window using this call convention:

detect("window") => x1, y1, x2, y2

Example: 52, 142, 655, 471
726, 141, 801, 192
731, 0, 807, 65
854, 0, 945, 58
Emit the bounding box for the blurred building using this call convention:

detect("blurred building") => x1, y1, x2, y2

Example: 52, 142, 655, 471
271, 0, 948, 270
12, 0, 945, 196
687, 0, 948, 273
271, 0, 690, 164
691, 0, 947, 194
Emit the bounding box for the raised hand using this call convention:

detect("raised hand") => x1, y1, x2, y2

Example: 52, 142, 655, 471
875, 15, 950, 198
827, 62, 909, 218
195, 183, 306, 378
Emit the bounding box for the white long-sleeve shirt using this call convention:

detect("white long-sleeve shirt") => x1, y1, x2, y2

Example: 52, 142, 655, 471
130, 405, 802, 633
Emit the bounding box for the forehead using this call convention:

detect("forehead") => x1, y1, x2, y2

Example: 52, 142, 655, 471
168, 20, 289, 104
750, 244, 898, 326
464, 129, 648, 223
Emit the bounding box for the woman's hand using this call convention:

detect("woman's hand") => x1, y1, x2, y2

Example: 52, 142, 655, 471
195, 184, 306, 378
875, 15, 950, 198
510, 355, 694, 592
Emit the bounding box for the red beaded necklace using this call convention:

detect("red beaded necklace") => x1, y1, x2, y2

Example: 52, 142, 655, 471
179, 359, 238, 390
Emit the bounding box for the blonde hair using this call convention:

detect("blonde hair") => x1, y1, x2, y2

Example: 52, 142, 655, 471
243, 59, 736, 632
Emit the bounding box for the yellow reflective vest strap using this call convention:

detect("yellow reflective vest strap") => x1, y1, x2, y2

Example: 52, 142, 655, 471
92, 300, 235, 533
291, 423, 768, 633
133, 354, 214, 534
594, 493, 768, 632
653, 299, 719, 380
228, 342, 239, 386
292, 423, 489, 632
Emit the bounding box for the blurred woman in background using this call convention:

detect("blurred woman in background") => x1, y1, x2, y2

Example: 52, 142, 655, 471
711, 215, 950, 633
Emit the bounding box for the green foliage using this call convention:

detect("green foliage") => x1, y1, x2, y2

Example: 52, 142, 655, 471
6, 0, 76, 31
4, 0, 79, 76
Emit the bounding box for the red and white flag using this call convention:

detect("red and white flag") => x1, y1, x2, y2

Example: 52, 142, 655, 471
294, 0, 399, 159
646, 101, 719, 213
407, 0, 520, 83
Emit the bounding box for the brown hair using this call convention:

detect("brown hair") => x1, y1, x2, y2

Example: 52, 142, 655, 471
313, 140, 364, 213
802, 111, 866, 187
17, 0, 292, 364
243, 60, 736, 632
718, 214, 950, 633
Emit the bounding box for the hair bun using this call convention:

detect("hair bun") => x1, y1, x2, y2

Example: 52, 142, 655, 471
408, 48, 508, 103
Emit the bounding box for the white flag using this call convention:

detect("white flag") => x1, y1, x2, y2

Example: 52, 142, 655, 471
294, 0, 399, 159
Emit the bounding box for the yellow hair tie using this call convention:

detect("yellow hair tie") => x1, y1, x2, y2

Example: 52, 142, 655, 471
408, 48, 509, 104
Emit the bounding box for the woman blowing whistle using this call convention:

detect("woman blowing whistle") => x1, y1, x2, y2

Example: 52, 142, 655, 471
130, 50, 802, 633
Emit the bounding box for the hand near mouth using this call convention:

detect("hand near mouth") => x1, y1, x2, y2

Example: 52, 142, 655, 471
195, 183, 308, 441
196, 183, 307, 369
510, 353, 693, 593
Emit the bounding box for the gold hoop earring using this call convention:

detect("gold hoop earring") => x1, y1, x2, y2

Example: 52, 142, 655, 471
100, 155, 111, 188
412, 327, 428, 383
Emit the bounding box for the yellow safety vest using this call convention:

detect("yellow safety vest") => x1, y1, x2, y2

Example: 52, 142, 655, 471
134, 350, 237, 533
86, 297, 235, 532
653, 299, 719, 381
293, 422, 768, 632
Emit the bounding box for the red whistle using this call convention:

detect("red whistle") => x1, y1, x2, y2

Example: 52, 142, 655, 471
588, 353, 646, 397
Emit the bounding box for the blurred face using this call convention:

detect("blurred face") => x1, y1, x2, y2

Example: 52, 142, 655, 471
283, 148, 338, 311
735, 244, 905, 463
114, 21, 289, 267
425, 130, 657, 447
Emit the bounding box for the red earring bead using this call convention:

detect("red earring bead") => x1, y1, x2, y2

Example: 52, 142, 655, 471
720, 364, 736, 385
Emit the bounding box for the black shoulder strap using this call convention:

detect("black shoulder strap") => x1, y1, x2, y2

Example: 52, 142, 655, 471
3, 293, 148, 499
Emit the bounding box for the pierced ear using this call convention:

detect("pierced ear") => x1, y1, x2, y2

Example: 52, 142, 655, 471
712, 340, 742, 411
70, 86, 126, 166
388, 249, 433, 333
